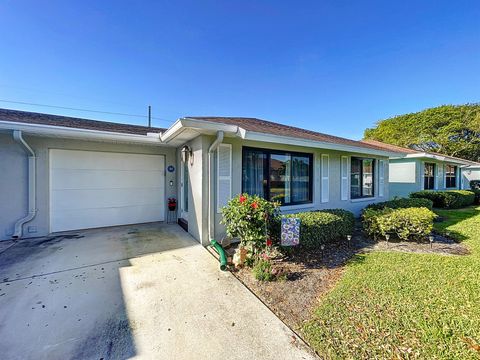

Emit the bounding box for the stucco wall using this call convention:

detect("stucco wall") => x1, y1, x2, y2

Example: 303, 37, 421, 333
176, 135, 209, 244
209, 136, 390, 241
389, 158, 464, 199
0, 132, 176, 241
389, 159, 421, 198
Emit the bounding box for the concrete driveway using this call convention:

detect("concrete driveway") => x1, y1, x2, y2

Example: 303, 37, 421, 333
0, 223, 316, 360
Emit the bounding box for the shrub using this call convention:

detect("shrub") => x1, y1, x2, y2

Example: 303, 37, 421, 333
362, 207, 436, 241
221, 194, 280, 256
365, 197, 433, 211
471, 189, 480, 205
252, 258, 274, 281
410, 190, 475, 209
470, 180, 480, 190
272, 209, 355, 250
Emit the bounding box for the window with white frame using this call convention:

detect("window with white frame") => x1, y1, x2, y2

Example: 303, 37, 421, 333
445, 165, 457, 188
351, 157, 375, 199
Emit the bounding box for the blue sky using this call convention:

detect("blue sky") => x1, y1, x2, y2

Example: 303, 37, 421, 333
0, 0, 479, 139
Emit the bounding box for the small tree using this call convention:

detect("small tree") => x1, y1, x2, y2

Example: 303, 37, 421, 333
221, 194, 279, 258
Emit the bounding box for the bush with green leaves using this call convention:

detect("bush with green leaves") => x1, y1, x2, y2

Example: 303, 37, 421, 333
470, 189, 480, 205
221, 193, 279, 256
365, 197, 433, 211
410, 190, 475, 208
270, 209, 355, 250
362, 207, 436, 241
252, 258, 275, 281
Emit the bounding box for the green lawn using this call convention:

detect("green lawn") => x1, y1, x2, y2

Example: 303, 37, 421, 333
303, 206, 480, 359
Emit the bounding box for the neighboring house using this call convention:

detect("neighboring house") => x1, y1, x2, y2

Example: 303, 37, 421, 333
362, 140, 480, 198
463, 165, 480, 187
0, 108, 400, 245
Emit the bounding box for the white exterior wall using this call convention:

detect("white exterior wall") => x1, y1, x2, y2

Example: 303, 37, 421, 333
0, 133, 176, 240
176, 135, 210, 244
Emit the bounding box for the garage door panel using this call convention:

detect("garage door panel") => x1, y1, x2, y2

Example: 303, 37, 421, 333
51, 169, 164, 190
51, 188, 164, 210
51, 150, 165, 171
50, 149, 165, 232
51, 205, 165, 232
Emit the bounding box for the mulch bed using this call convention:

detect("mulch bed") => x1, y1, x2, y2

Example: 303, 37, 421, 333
230, 228, 469, 332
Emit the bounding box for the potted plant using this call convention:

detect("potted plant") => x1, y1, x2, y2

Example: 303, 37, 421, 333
168, 198, 177, 211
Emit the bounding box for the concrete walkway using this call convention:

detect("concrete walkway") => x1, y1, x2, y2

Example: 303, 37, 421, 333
0, 223, 316, 360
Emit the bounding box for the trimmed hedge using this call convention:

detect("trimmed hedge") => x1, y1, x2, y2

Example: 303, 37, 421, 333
272, 209, 355, 249
365, 197, 433, 211
410, 190, 475, 209
363, 207, 436, 241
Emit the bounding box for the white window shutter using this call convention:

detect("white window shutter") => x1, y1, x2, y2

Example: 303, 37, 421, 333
217, 144, 232, 212
437, 164, 443, 190
321, 154, 329, 203
443, 164, 447, 188
379, 159, 385, 197
341, 156, 349, 200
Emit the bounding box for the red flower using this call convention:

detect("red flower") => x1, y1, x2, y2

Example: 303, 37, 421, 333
239, 195, 247, 204
266, 238, 273, 247
251, 202, 258, 209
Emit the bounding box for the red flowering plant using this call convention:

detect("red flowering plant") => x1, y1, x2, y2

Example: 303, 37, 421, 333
220, 193, 280, 262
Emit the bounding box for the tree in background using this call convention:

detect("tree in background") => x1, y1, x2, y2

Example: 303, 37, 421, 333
364, 104, 480, 162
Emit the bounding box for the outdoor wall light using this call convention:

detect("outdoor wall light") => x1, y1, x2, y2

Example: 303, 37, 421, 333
346, 235, 352, 248
429, 235, 434, 248
385, 234, 390, 243
181, 145, 193, 165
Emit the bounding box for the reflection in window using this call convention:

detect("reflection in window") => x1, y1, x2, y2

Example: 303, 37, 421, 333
445, 165, 457, 188
242, 148, 312, 205
424, 163, 435, 190
351, 157, 375, 199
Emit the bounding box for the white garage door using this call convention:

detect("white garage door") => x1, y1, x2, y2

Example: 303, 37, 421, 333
50, 149, 165, 232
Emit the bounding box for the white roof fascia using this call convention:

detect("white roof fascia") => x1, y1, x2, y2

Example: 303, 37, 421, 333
243, 131, 400, 157
162, 118, 400, 157
160, 118, 241, 143
0, 120, 165, 146
404, 153, 446, 161
405, 152, 472, 166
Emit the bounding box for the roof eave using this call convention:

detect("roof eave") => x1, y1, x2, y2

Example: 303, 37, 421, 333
404, 152, 473, 165
0, 120, 165, 146
243, 130, 399, 157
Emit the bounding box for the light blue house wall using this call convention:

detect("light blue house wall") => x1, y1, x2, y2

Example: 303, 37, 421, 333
389, 158, 462, 199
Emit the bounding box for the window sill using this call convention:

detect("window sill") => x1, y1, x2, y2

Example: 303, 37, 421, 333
350, 197, 376, 203
280, 203, 315, 211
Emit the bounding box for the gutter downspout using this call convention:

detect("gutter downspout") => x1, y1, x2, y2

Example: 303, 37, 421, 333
12, 130, 37, 238
207, 131, 224, 243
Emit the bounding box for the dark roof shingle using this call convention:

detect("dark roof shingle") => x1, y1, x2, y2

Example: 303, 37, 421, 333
187, 116, 396, 152
0, 108, 165, 135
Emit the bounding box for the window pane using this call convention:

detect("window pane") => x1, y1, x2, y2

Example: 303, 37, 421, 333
362, 159, 374, 197
350, 158, 361, 199
445, 165, 457, 188
424, 163, 435, 190
292, 155, 310, 202
242, 149, 267, 197
270, 154, 291, 204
